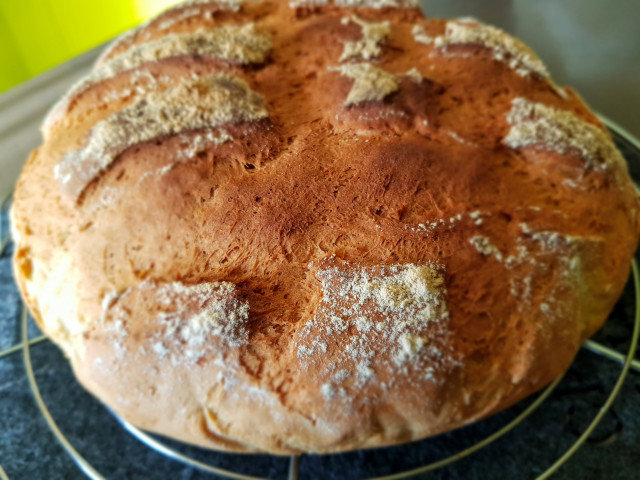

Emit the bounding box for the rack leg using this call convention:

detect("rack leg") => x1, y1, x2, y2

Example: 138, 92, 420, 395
288, 455, 300, 480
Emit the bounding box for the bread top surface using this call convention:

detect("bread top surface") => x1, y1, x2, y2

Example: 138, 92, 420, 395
10, 0, 640, 454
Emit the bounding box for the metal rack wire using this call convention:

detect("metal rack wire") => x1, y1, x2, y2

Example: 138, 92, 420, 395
1, 117, 639, 480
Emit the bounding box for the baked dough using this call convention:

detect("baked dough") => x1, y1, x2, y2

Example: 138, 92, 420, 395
11, 0, 640, 454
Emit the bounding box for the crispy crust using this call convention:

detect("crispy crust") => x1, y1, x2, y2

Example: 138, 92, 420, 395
10, 0, 640, 454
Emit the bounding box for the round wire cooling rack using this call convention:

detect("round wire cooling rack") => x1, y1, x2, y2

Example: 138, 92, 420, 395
1, 117, 640, 479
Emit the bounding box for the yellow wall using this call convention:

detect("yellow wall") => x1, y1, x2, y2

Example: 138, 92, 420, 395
0, 0, 181, 93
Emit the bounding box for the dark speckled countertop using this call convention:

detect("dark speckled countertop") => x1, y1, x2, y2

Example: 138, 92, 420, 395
0, 128, 639, 479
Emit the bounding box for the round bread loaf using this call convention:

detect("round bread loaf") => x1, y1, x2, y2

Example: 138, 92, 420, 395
10, 0, 640, 454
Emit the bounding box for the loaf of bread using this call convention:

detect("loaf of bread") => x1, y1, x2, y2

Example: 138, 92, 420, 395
10, 0, 640, 454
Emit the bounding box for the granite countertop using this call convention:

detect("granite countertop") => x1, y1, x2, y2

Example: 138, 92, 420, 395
0, 129, 639, 479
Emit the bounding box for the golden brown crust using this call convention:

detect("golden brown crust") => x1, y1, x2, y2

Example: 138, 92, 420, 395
11, 0, 640, 454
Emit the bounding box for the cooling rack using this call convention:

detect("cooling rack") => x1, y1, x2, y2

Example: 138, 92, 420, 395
1, 119, 639, 480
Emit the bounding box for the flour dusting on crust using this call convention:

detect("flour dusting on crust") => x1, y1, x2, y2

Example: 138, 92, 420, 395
504, 97, 624, 170
290, 0, 418, 8
55, 75, 268, 201
289, 0, 330, 7
434, 20, 549, 78
156, 7, 214, 31
411, 24, 433, 45
95, 0, 243, 66
507, 225, 603, 327
330, 63, 399, 105
404, 67, 423, 83
340, 16, 390, 61
178, 0, 243, 10
297, 259, 456, 397
470, 235, 504, 262
100, 280, 249, 363
335, 0, 419, 8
